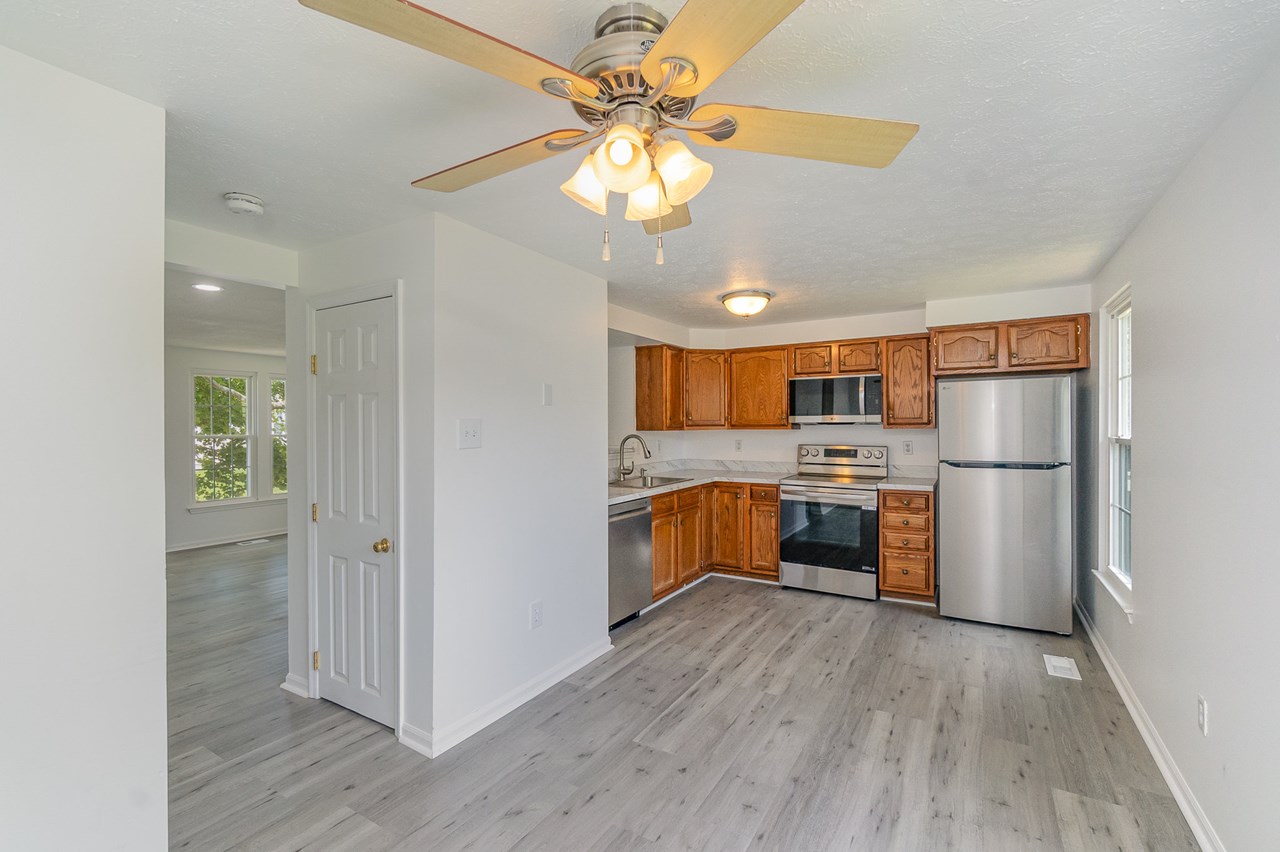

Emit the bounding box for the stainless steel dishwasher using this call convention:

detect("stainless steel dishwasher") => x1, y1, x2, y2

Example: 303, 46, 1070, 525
608, 497, 653, 627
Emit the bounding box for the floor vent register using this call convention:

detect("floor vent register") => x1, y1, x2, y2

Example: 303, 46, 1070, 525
1043, 654, 1082, 680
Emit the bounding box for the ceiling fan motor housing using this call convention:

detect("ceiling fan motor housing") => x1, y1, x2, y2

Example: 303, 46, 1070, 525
570, 3, 695, 126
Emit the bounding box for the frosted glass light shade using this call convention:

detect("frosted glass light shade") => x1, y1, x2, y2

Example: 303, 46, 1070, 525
624, 173, 673, 221
592, 124, 651, 193
720, 289, 774, 317
653, 139, 713, 205
560, 154, 609, 215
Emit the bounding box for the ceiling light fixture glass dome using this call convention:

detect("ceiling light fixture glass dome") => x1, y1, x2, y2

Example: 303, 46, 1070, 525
653, 138, 713, 205
591, 124, 651, 193
720, 289, 775, 318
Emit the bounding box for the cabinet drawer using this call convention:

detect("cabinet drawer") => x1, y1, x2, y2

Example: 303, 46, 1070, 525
651, 493, 676, 516
749, 485, 779, 503
883, 531, 930, 552
676, 487, 701, 511
883, 512, 930, 533
881, 553, 931, 593
884, 492, 930, 512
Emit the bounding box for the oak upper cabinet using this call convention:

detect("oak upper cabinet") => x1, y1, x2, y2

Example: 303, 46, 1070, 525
746, 485, 780, 577
1006, 315, 1089, 369
932, 325, 1000, 372
931, 314, 1090, 375
710, 483, 745, 570
635, 345, 685, 431
791, 343, 834, 376
728, 348, 789, 428
685, 350, 728, 428
837, 340, 880, 374
883, 335, 933, 429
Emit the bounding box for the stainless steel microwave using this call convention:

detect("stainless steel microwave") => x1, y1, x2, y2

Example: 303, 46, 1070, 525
788, 375, 883, 425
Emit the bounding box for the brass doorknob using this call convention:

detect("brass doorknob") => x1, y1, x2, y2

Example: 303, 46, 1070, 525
373, 538, 391, 553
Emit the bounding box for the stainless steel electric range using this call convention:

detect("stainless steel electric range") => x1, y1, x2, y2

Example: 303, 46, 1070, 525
778, 444, 887, 600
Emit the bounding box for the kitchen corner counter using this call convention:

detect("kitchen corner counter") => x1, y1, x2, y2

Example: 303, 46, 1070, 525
878, 475, 937, 492
608, 468, 787, 505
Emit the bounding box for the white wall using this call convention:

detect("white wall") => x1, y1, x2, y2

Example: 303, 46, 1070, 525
294, 216, 437, 736
0, 45, 167, 850
925, 282, 1092, 327
430, 217, 610, 748
164, 347, 288, 551
689, 308, 926, 349
1081, 56, 1280, 851
166, 219, 298, 288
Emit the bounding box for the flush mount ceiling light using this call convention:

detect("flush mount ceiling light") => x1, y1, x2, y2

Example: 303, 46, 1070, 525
192, 283, 224, 292
300, 1, 921, 265
720, 289, 775, 318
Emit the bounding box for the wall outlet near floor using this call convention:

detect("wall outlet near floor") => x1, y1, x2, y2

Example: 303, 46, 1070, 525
734, 439, 743, 452
530, 601, 543, 630
903, 440, 914, 455
1197, 695, 1209, 735
458, 418, 482, 449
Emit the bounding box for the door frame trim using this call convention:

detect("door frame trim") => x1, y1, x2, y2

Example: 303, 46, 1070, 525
305, 279, 403, 730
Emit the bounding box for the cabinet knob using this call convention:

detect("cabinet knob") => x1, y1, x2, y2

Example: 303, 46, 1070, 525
902, 539, 909, 546
1010, 352, 1018, 359
989, 353, 997, 360
901, 499, 909, 506
902, 568, 909, 575
902, 519, 909, 526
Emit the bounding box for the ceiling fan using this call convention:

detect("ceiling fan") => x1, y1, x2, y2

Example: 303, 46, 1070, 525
299, 0, 919, 255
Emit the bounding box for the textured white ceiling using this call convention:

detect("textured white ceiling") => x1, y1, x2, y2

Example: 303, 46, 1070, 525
5, 1, 1280, 327
165, 268, 286, 356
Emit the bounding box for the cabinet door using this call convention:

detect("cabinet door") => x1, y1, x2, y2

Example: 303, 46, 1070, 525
883, 335, 933, 428
1006, 316, 1086, 369
728, 348, 788, 428
837, 340, 880, 374
652, 513, 678, 600
635, 345, 684, 431
880, 552, 931, 594
747, 501, 779, 575
699, 485, 714, 577
932, 326, 1001, 372
791, 343, 833, 376
710, 484, 744, 569
685, 350, 727, 427
676, 506, 701, 585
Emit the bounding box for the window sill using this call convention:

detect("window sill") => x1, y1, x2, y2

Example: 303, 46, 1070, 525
1093, 567, 1136, 624
188, 496, 288, 514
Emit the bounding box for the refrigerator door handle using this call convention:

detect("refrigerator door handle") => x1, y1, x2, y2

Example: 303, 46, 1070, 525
941, 461, 1068, 470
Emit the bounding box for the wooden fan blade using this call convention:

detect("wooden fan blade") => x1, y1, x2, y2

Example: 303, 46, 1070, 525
643, 204, 692, 235
300, 0, 599, 98
640, 0, 804, 98
687, 104, 919, 168
412, 130, 583, 192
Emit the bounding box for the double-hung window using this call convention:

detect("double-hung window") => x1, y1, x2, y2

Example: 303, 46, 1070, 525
193, 374, 253, 502
270, 377, 287, 494
1106, 288, 1133, 586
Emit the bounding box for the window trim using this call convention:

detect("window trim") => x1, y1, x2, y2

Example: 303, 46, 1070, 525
1096, 285, 1135, 619
186, 368, 287, 511
190, 370, 256, 506
269, 373, 288, 497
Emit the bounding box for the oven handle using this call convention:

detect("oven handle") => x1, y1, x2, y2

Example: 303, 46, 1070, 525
781, 488, 878, 509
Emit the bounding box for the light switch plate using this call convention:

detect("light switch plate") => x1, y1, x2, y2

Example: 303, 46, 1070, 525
458, 418, 482, 449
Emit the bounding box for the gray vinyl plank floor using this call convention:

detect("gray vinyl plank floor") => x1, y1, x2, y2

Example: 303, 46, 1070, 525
168, 538, 1198, 851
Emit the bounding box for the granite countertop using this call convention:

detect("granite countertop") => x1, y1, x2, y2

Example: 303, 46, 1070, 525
608, 463, 938, 504
878, 476, 938, 492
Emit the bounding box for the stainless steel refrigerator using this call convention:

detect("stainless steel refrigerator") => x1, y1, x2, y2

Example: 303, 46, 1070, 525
937, 375, 1073, 634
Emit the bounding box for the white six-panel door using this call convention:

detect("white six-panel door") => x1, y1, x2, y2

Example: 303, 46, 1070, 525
314, 297, 396, 727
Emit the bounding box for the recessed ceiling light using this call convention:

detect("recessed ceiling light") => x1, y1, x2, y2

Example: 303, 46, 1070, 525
192, 283, 223, 292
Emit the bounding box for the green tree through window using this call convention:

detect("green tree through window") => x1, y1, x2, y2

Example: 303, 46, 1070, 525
271, 378, 287, 494
193, 374, 251, 501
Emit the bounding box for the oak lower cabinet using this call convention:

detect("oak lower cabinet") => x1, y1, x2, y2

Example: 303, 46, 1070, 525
883, 334, 933, 428
635, 344, 685, 431
685, 350, 728, 428
728, 348, 789, 428
878, 489, 935, 601
710, 483, 745, 570
746, 485, 780, 578
931, 314, 1089, 375
652, 488, 703, 602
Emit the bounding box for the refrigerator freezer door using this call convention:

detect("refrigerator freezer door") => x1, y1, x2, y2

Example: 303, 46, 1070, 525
937, 376, 1071, 464
938, 463, 1072, 633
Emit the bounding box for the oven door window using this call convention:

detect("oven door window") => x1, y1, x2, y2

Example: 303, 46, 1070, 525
779, 497, 878, 574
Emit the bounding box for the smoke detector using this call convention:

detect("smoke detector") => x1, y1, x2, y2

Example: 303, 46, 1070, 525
223, 192, 264, 215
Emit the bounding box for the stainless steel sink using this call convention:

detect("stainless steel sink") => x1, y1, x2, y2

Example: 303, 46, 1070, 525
612, 475, 692, 489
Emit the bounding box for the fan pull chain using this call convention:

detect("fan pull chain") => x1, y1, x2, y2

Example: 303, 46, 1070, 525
655, 206, 664, 265
601, 190, 612, 262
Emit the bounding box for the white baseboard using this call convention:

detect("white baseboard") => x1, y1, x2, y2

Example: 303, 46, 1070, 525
280, 672, 311, 698
1074, 602, 1223, 852
426, 637, 614, 758
166, 528, 287, 553
397, 722, 433, 758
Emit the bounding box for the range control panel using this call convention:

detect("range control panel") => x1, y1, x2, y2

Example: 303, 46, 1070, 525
794, 444, 889, 479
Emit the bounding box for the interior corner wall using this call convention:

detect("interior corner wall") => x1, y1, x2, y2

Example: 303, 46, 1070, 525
293, 216, 437, 737
431, 216, 609, 748
164, 347, 288, 551
165, 219, 299, 288
1082, 56, 1280, 851
0, 45, 167, 850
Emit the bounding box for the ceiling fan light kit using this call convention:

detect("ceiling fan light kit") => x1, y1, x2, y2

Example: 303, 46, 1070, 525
301, 0, 919, 263
721, 289, 774, 318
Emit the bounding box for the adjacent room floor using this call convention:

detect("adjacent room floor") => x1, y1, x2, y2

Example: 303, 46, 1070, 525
168, 539, 1198, 850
